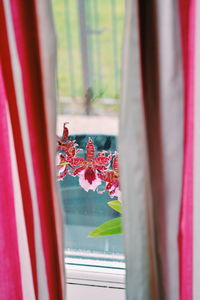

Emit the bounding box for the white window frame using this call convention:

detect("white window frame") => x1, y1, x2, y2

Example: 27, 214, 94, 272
65, 250, 126, 300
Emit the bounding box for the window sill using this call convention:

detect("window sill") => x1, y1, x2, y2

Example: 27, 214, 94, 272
65, 250, 126, 299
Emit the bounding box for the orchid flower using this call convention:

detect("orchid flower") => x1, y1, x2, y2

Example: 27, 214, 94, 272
57, 122, 80, 157
56, 123, 122, 237
72, 138, 112, 192
98, 153, 120, 199
56, 153, 69, 180
56, 123, 120, 197
57, 123, 84, 180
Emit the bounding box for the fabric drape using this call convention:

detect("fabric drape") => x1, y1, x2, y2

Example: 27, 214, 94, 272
119, 0, 159, 299
0, 0, 65, 299
119, 0, 199, 299
139, 1, 183, 299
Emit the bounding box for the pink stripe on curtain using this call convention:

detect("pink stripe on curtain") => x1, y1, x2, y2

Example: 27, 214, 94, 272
178, 0, 195, 299
0, 0, 64, 299
0, 65, 23, 300
8, 2, 63, 298
0, 3, 38, 297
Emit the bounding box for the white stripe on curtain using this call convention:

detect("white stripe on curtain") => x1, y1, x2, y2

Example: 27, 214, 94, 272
155, 0, 183, 299
34, 1, 65, 292
119, 0, 159, 299
35, 0, 57, 164
2, 0, 49, 298
193, 0, 200, 298
7, 105, 36, 300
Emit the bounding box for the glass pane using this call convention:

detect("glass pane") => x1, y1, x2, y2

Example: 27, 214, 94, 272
52, 0, 124, 258
60, 134, 123, 254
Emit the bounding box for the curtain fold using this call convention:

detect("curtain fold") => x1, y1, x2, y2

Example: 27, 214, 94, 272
119, 0, 159, 299
138, 1, 184, 299
0, 0, 64, 299
193, 1, 200, 298
120, 0, 184, 299
178, 0, 194, 297
121, 0, 200, 298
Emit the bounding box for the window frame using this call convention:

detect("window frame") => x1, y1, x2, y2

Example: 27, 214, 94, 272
65, 250, 126, 299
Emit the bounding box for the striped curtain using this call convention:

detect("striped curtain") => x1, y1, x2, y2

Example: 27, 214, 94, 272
0, 0, 64, 299
120, 0, 200, 299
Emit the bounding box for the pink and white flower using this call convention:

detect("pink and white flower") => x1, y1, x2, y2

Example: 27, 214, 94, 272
56, 153, 69, 181
98, 153, 120, 199
72, 138, 112, 192
56, 123, 121, 198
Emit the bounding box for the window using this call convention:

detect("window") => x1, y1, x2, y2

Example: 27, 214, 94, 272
52, 0, 125, 298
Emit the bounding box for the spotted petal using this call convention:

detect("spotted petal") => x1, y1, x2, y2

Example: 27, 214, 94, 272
86, 138, 95, 161
61, 122, 69, 142
78, 169, 101, 192
112, 153, 119, 173
94, 154, 112, 165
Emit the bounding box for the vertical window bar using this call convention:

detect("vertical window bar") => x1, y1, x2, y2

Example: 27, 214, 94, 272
77, 0, 92, 115
93, 0, 102, 94
90, 0, 97, 93
63, 0, 76, 97
111, 0, 119, 97
86, 0, 94, 92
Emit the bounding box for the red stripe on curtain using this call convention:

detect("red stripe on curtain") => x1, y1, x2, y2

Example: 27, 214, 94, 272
0, 0, 64, 298
0, 1, 38, 299
0, 1, 38, 298
0, 66, 23, 299
9, 1, 63, 299
178, 0, 195, 299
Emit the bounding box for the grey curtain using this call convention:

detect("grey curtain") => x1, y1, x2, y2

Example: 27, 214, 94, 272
119, 0, 183, 299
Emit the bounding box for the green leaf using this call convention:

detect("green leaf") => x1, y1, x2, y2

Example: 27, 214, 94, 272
88, 217, 122, 237
107, 200, 122, 214
58, 162, 69, 166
